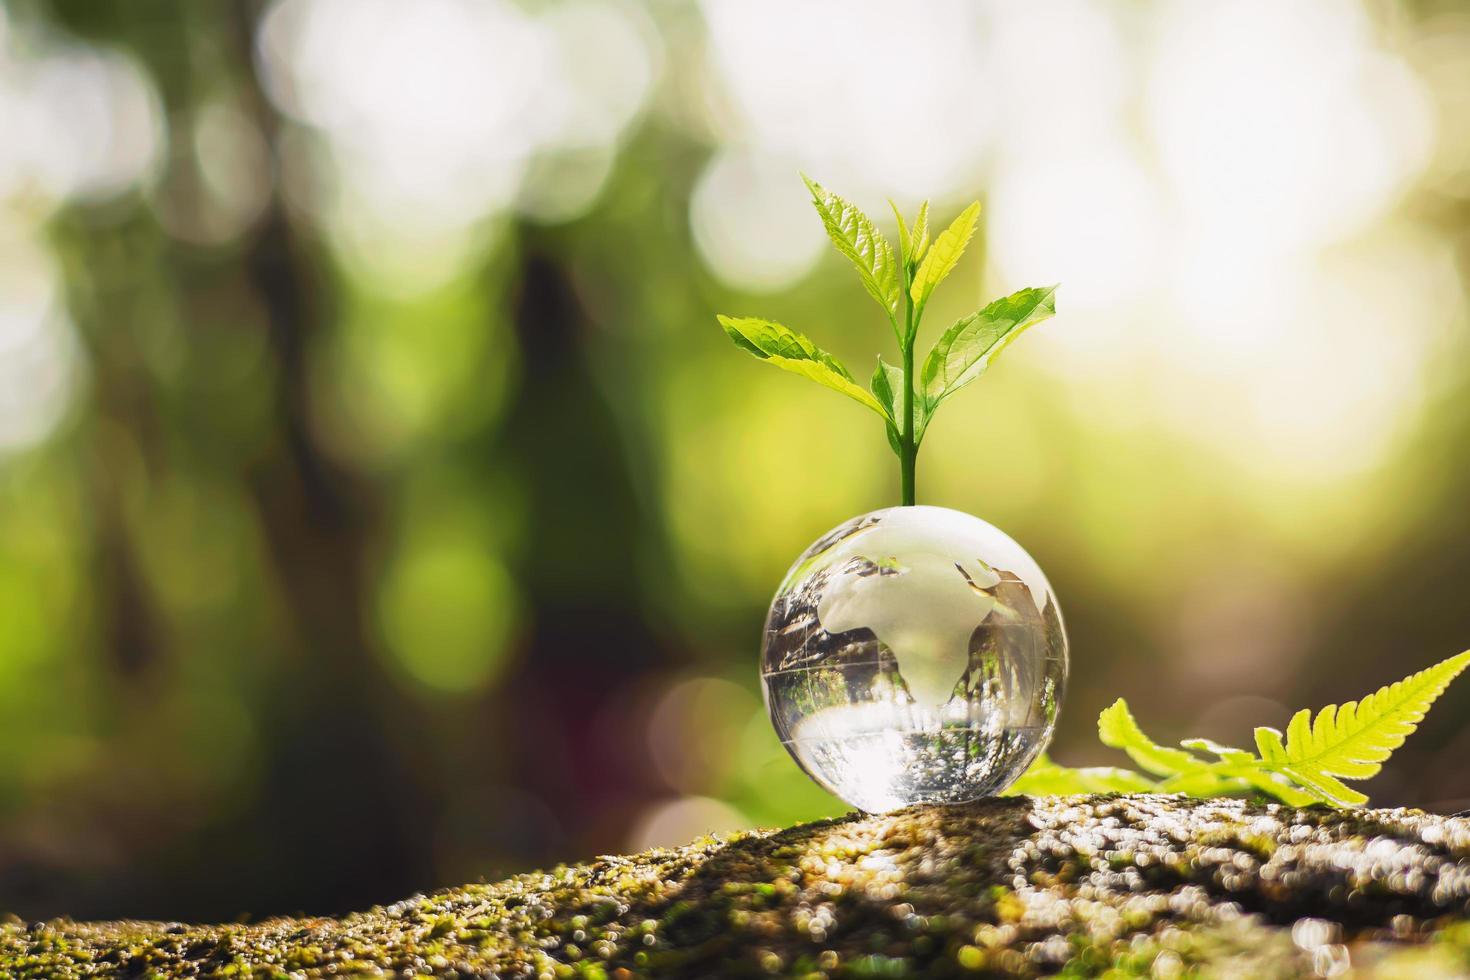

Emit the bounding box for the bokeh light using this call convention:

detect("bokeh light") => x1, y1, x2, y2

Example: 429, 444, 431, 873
376, 534, 520, 696
0, 0, 1469, 923
0, 35, 161, 203
257, 0, 657, 289
0, 232, 79, 456
690, 147, 826, 293
700, 0, 993, 197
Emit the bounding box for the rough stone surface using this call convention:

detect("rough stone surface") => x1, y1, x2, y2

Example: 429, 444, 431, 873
4, 795, 1470, 978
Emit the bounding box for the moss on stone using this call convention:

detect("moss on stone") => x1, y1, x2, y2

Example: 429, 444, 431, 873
3, 795, 1470, 977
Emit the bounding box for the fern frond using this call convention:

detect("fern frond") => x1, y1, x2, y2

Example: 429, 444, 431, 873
1097, 698, 1205, 777
1013, 652, 1470, 809
1181, 739, 1320, 807
1253, 650, 1470, 807
1005, 754, 1158, 796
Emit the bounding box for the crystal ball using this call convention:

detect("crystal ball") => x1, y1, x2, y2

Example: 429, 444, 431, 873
761, 505, 1068, 813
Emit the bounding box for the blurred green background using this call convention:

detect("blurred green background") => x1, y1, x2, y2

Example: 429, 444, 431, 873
2, 0, 1469, 922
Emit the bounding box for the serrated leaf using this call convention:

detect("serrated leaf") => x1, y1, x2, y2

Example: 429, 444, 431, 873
910, 201, 930, 267
717, 315, 891, 420
1098, 698, 1207, 778
1253, 650, 1470, 807
1038, 651, 1470, 810
1178, 739, 1320, 806
803, 175, 900, 318
920, 286, 1057, 409
888, 200, 910, 263
1272, 765, 1365, 808
910, 201, 979, 313
1253, 726, 1287, 765
1004, 754, 1159, 796
888, 200, 930, 270
1180, 738, 1255, 765
1231, 769, 1323, 808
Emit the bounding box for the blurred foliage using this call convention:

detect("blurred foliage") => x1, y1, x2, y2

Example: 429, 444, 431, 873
0, 0, 1468, 923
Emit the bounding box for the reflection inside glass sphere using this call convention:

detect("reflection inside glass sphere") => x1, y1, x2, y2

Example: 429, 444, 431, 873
761, 506, 1068, 813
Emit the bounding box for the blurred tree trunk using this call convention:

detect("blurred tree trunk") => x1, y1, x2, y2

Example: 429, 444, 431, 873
37, 0, 434, 918
491, 242, 674, 836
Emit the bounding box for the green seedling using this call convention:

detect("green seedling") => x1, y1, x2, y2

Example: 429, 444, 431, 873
715, 176, 1056, 505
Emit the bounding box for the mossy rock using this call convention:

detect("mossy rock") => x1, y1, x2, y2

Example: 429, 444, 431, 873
5, 795, 1470, 978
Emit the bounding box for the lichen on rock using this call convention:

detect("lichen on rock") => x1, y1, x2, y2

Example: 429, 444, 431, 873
4, 795, 1470, 977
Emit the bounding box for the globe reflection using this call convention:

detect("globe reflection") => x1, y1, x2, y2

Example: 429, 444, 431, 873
761, 506, 1068, 813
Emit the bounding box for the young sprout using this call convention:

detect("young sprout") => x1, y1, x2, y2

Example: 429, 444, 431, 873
715, 175, 1056, 506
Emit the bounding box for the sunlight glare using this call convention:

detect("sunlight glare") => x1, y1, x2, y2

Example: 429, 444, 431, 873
988, 0, 1447, 483
1149, 0, 1435, 254
699, 0, 992, 202
0, 234, 81, 457
258, 0, 657, 289
691, 147, 827, 293
0, 38, 162, 203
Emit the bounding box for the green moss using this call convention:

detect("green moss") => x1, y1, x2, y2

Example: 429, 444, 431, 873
2, 796, 1469, 977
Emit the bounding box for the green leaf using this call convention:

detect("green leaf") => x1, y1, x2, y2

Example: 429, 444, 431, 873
921, 286, 1057, 409
1005, 754, 1159, 796
1098, 698, 1207, 778
909, 201, 930, 267
717, 315, 891, 420
888, 200, 910, 263
909, 201, 979, 313
870, 357, 903, 457
803, 175, 901, 318
889, 200, 930, 270
882, 423, 902, 457
1252, 650, 1470, 807
870, 356, 930, 450
1159, 739, 1315, 804
1031, 651, 1470, 809
870, 356, 899, 416
1231, 769, 1323, 808
1154, 771, 1251, 797
1179, 737, 1255, 765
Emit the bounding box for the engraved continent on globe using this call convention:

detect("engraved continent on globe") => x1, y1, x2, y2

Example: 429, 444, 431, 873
761, 506, 1068, 813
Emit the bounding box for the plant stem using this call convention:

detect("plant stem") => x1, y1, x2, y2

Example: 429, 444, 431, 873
900, 292, 917, 506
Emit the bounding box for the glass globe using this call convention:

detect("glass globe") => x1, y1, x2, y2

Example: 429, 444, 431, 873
761, 505, 1068, 813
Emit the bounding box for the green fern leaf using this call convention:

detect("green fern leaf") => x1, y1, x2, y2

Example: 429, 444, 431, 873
1253, 650, 1470, 807
1181, 738, 1320, 806
1005, 754, 1158, 796
1180, 737, 1253, 765
1097, 698, 1206, 778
